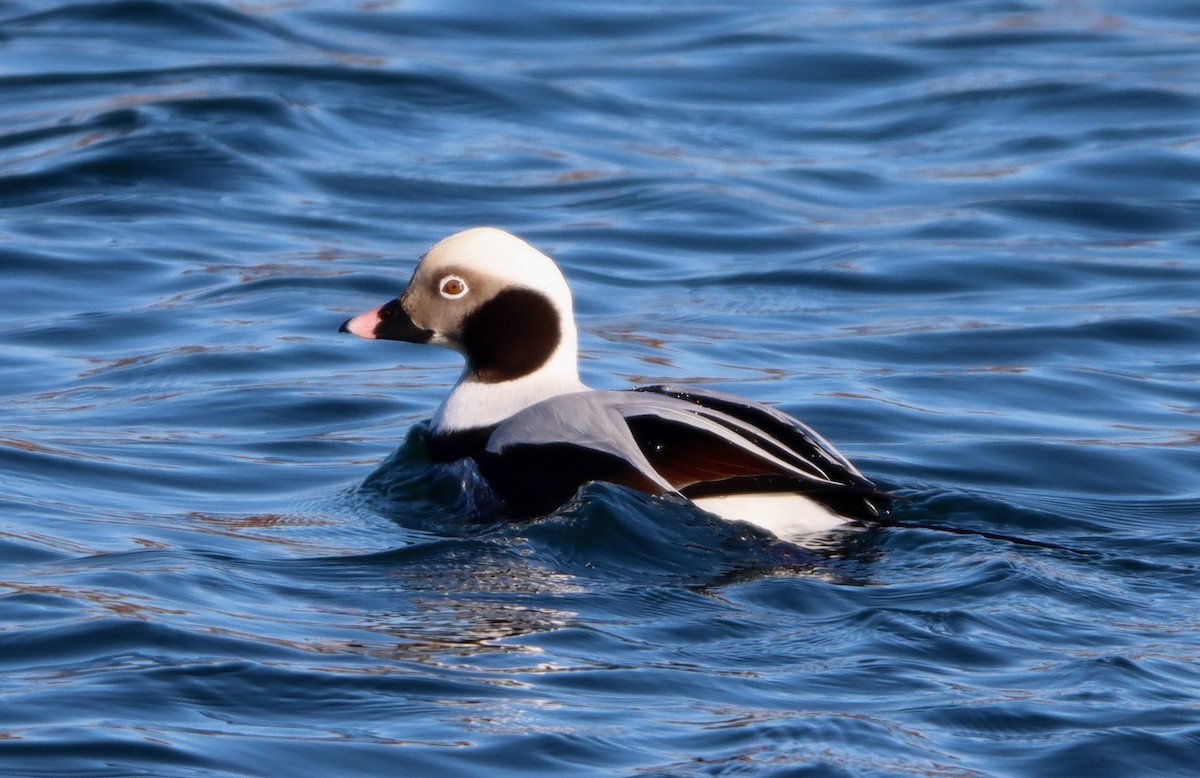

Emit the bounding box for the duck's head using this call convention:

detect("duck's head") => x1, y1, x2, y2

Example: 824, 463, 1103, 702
340, 227, 579, 386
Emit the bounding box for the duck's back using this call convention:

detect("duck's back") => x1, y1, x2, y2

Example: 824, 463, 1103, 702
468, 385, 890, 533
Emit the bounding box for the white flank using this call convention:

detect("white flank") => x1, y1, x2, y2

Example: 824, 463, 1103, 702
693, 492, 849, 537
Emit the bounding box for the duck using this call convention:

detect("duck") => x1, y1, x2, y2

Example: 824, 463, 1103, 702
340, 227, 891, 537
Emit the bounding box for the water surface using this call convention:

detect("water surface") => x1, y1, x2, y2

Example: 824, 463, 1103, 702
3, 1, 1200, 775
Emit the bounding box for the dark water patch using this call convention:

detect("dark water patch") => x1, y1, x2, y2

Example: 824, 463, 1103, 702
0, 105, 145, 157
10, 0, 267, 38
303, 2, 723, 48
0, 617, 303, 676
914, 27, 1118, 50
1021, 728, 1200, 778
1065, 146, 1200, 194
631, 46, 929, 105
0, 132, 296, 222
0, 733, 216, 778
0, 531, 73, 566
980, 197, 1200, 236
3, 0, 321, 59
1035, 84, 1200, 119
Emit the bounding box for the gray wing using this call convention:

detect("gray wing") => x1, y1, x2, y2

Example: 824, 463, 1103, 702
485, 390, 679, 494
486, 388, 880, 495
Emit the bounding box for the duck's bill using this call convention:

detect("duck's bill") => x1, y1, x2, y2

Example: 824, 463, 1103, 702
339, 299, 434, 343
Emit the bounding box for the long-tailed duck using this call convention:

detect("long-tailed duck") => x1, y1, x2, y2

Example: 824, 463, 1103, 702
341, 228, 890, 536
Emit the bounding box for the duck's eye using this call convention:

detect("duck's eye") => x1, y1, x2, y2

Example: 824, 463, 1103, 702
439, 276, 468, 299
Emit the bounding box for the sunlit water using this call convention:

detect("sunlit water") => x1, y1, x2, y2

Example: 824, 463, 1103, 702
3, 1, 1200, 775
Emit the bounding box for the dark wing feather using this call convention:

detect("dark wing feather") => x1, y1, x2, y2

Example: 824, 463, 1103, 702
634, 385, 860, 478
632, 385, 891, 518
623, 413, 795, 486
480, 387, 890, 520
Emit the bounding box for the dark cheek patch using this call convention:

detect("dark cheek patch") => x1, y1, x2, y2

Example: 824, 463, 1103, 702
461, 288, 561, 383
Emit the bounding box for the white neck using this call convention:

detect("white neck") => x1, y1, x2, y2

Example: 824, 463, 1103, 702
432, 343, 588, 433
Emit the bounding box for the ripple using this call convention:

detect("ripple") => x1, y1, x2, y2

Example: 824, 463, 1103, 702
979, 197, 1200, 236
3, 0, 1200, 775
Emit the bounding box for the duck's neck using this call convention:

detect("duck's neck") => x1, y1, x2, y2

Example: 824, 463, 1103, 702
431, 348, 588, 436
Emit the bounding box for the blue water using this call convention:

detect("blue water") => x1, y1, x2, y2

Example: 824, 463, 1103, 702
4, 0, 1200, 775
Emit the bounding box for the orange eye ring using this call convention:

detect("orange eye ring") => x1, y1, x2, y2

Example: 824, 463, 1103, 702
439, 276, 468, 299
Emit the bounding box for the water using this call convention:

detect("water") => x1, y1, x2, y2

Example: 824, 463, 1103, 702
3, 0, 1200, 775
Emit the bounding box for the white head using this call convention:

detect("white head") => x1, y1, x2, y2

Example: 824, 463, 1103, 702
341, 228, 586, 431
